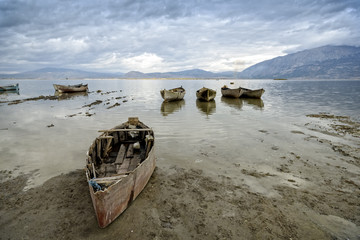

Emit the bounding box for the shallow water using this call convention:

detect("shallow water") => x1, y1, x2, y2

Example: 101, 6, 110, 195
0, 79, 359, 189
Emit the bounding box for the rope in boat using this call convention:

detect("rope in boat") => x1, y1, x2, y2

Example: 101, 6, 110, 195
89, 179, 102, 191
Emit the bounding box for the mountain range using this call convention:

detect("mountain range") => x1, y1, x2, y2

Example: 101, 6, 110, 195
1, 45, 359, 80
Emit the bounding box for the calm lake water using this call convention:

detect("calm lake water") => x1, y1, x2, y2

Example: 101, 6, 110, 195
0, 79, 359, 191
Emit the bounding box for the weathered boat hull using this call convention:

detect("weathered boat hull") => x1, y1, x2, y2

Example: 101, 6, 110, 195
160, 87, 186, 102
0, 83, 19, 92
86, 148, 155, 228
221, 87, 244, 98
85, 118, 155, 228
240, 87, 265, 98
196, 87, 216, 101
53, 84, 88, 93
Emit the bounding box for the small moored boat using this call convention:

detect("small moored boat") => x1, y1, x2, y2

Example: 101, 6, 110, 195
160, 86, 186, 102
196, 87, 216, 101
0, 83, 19, 92
221, 85, 245, 98
53, 83, 88, 93
239, 87, 265, 98
85, 117, 155, 228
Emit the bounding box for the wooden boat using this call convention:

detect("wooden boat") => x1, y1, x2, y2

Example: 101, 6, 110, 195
196, 87, 216, 101
53, 83, 88, 93
85, 117, 155, 228
221, 85, 245, 98
160, 86, 186, 102
0, 83, 19, 92
239, 87, 265, 98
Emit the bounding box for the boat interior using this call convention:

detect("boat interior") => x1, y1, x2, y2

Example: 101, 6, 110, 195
86, 118, 154, 181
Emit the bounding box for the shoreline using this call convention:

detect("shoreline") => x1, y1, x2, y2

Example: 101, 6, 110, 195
1, 113, 359, 239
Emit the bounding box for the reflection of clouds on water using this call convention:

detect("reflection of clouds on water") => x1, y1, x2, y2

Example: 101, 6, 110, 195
242, 98, 264, 109
161, 100, 185, 116
196, 99, 216, 116
221, 96, 243, 110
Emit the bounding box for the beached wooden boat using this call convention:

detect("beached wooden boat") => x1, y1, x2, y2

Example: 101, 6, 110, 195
160, 86, 186, 102
53, 83, 88, 93
239, 87, 265, 98
85, 117, 155, 228
221, 85, 245, 98
0, 83, 19, 92
196, 87, 216, 101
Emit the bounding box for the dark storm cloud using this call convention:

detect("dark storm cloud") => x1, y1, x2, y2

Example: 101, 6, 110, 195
0, 0, 359, 73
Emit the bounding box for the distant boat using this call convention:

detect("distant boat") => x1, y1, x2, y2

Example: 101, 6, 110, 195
221, 85, 245, 98
196, 87, 216, 101
53, 83, 88, 93
86, 117, 155, 228
239, 87, 265, 98
160, 86, 186, 102
273, 78, 287, 80
0, 83, 19, 92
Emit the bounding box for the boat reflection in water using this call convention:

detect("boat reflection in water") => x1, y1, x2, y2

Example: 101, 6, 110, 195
242, 98, 264, 109
0, 90, 19, 96
160, 99, 185, 116
54, 91, 88, 100
196, 99, 216, 116
221, 96, 243, 110
221, 97, 264, 110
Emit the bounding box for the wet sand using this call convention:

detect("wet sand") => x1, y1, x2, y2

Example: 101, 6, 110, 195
0, 114, 359, 240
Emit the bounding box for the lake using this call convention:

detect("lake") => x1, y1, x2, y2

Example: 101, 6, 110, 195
0, 79, 359, 192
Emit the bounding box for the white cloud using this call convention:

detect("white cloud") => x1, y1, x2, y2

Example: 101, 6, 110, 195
121, 53, 165, 73
0, 0, 359, 73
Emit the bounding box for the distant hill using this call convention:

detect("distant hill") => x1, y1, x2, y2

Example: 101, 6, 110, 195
239, 45, 360, 79
1, 46, 359, 79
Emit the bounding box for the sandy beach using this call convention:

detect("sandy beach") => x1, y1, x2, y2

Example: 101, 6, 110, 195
0, 113, 359, 240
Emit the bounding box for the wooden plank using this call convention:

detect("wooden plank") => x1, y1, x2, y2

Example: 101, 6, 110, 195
126, 144, 134, 158
115, 144, 127, 165
92, 163, 97, 178
93, 179, 123, 184
99, 128, 152, 132
103, 138, 113, 158
93, 175, 128, 181
128, 154, 141, 171
96, 139, 102, 161
98, 136, 114, 139
117, 158, 131, 174
145, 137, 154, 158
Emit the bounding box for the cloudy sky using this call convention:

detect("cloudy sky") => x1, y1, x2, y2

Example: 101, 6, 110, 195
0, 0, 359, 74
